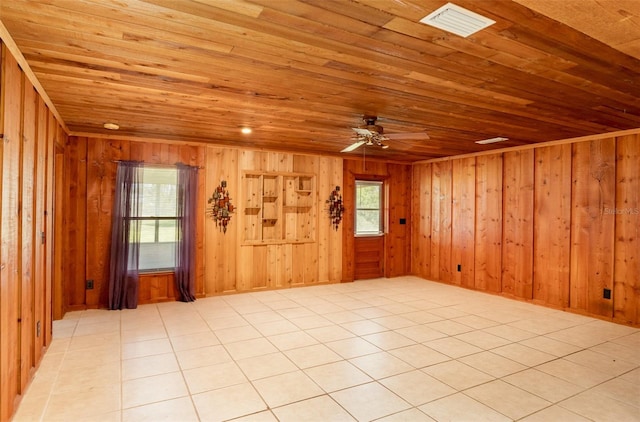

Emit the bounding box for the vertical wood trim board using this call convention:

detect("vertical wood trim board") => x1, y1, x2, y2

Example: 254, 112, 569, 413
502, 150, 534, 300
451, 157, 475, 287
570, 139, 616, 318
613, 134, 640, 324
533, 144, 571, 307
411, 163, 432, 279
474, 154, 503, 293
431, 161, 453, 283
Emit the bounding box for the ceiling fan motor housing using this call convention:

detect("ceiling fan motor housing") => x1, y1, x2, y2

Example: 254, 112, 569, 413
362, 116, 384, 134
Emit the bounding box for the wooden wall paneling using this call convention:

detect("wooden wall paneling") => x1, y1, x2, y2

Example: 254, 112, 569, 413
502, 150, 534, 299
293, 155, 320, 284
533, 144, 572, 308
431, 161, 452, 283
0, 43, 23, 421
183, 145, 206, 297
410, 164, 432, 279
44, 112, 55, 340
316, 157, 343, 283
451, 158, 476, 287
251, 245, 268, 289
341, 160, 356, 282
204, 146, 238, 294
85, 138, 130, 307
33, 97, 48, 364
385, 163, 411, 278
354, 236, 384, 279
474, 154, 503, 293
138, 273, 177, 304
291, 244, 307, 285
19, 78, 37, 393
614, 134, 640, 325
53, 148, 65, 320
64, 136, 87, 309
570, 139, 616, 317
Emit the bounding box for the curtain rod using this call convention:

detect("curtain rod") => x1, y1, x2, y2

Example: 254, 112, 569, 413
111, 160, 204, 169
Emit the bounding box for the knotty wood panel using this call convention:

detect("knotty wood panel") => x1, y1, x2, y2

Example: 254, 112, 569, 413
64, 136, 87, 309
316, 156, 343, 283
474, 154, 502, 293
33, 97, 48, 366
138, 273, 178, 304
204, 147, 341, 293
502, 150, 534, 299
614, 134, 640, 324
411, 163, 431, 279
570, 139, 616, 317
204, 146, 239, 294
20, 78, 37, 393
451, 158, 475, 287
533, 144, 572, 307
354, 236, 384, 280
85, 138, 130, 307
431, 161, 452, 283
0, 43, 57, 422
386, 163, 412, 278
1, 45, 23, 421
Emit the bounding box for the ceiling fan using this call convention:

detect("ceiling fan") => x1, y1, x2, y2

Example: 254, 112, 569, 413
341, 116, 430, 152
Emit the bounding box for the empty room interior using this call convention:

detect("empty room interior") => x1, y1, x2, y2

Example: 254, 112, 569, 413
1, 1, 639, 421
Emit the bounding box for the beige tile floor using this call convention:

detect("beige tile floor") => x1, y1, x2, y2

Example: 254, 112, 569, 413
13, 276, 640, 421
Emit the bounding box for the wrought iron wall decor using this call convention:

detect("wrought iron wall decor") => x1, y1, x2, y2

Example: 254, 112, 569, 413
207, 180, 235, 233
326, 185, 345, 230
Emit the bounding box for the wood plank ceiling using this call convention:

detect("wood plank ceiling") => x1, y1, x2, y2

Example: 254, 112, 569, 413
1, 0, 639, 162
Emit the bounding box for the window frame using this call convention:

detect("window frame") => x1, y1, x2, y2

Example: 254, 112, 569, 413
354, 180, 384, 236
136, 166, 179, 273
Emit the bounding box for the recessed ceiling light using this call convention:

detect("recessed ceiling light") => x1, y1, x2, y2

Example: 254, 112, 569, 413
103, 122, 120, 130
420, 2, 495, 38
476, 137, 508, 144
241, 127, 252, 134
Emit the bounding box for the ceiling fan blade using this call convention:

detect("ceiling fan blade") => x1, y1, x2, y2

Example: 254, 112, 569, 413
341, 140, 366, 152
352, 127, 374, 136
386, 131, 430, 140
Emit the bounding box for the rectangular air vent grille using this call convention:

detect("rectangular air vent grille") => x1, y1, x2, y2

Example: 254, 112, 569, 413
420, 3, 495, 38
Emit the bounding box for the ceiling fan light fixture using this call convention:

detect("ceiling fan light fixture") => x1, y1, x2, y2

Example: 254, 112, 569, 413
420, 3, 495, 38
476, 136, 508, 144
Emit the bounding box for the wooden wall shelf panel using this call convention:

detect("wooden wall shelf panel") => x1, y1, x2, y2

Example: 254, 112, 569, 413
242, 171, 315, 244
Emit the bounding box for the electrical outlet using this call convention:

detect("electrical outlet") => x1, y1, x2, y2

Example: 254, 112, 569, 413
603, 288, 611, 299
86, 279, 94, 290
457, 264, 461, 272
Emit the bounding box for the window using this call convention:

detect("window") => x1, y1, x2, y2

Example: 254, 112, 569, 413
137, 167, 178, 271
355, 180, 383, 235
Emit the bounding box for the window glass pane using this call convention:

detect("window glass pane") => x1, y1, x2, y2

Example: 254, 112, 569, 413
355, 181, 383, 235
139, 242, 176, 271
356, 184, 381, 209
158, 219, 177, 242
140, 168, 177, 217
356, 210, 381, 233
139, 220, 157, 243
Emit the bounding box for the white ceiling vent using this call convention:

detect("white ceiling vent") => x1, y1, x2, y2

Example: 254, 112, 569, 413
420, 3, 495, 38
